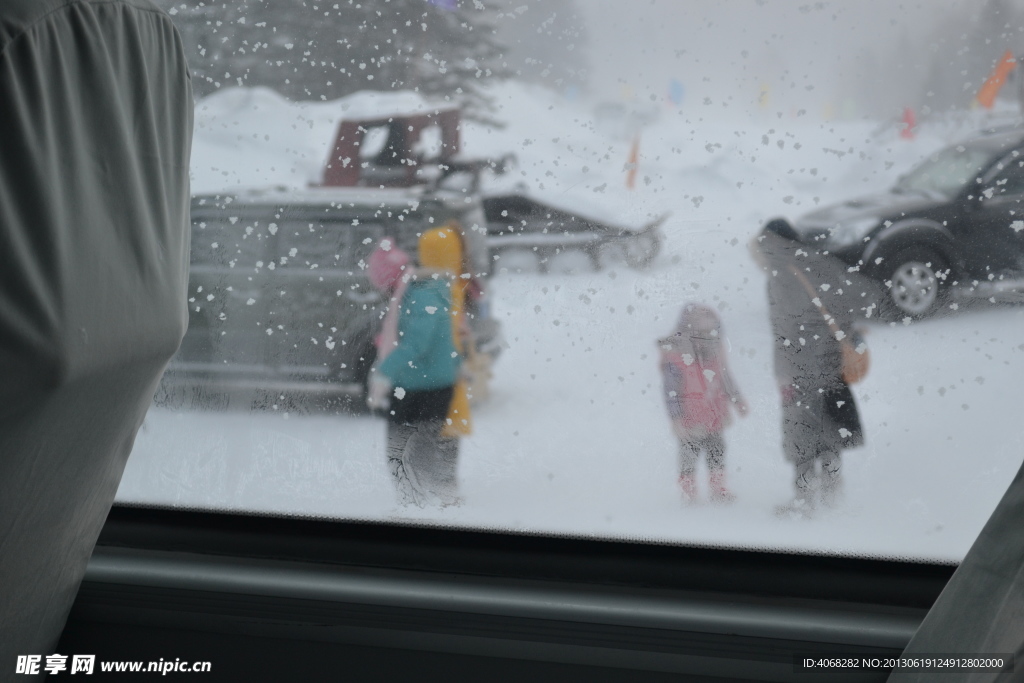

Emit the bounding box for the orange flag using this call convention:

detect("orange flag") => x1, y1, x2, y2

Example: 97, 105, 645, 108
900, 107, 917, 140
976, 50, 1017, 109
626, 135, 639, 190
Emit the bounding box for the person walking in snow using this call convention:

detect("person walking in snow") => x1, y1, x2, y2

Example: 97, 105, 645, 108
752, 218, 869, 517
366, 231, 462, 507
659, 303, 749, 504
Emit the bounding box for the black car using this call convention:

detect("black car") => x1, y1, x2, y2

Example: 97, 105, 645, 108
790, 128, 1024, 318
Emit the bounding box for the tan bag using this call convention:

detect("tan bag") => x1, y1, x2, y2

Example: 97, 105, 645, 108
839, 332, 870, 385
790, 267, 870, 385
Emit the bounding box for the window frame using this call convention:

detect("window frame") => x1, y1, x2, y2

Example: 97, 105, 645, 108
70, 504, 957, 680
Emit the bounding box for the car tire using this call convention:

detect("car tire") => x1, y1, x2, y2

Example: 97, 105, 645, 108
884, 247, 949, 319
622, 228, 662, 269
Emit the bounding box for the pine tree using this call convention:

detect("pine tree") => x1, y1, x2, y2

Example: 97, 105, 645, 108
156, 0, 515, 118
490, 0, 589, 91
351, 0, 515, 121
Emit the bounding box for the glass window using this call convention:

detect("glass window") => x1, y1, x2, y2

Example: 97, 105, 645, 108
984, 154, 1024, 197
895, 143, 995, 197
190, 216, 272, 269
277, 220, 351, 269
118, 0, 1024, 565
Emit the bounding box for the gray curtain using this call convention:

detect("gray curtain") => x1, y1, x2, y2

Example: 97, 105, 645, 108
0, 0, 192, 671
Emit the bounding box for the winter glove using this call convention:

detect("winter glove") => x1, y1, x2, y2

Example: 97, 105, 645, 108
367, 375, 393, 411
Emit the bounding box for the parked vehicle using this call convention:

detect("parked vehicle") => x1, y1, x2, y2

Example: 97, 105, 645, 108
155, 185, 501, 410
483, 193, 665, 271
790, 127, 1024, 318
318, 95, 665, 271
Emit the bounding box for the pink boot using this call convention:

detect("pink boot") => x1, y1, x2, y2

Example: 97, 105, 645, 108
678, 474, 698, 504
709, 471, 736, 504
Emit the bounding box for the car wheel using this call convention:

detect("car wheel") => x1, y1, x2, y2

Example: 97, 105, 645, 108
885, 247, 949, 319
622, 229, 661, 269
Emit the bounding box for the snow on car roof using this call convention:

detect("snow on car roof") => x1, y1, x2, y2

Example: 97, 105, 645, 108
334, 90, 458, 120
197, 86, 455, 121
483, 175, 661, 233
192, 87, 458, 194
956, 127, 1024, 154
192, 185, 429, 208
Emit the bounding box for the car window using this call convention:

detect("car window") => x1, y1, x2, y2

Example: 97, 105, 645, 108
277, 220, 350, 270
280, 219, 387, 269
984, 153, 1024, 197
360, 126, 392, 162
896, 144, 996, 198
190, 217, 272, 269
117, 0, 1024, 565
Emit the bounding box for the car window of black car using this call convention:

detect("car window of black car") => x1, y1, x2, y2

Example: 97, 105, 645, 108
896, 144, 994, 198
982, 153, 1024, 198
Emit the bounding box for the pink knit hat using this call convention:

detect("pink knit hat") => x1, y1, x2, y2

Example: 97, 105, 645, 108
367, 238, 411, 293
675, 302, 721, 337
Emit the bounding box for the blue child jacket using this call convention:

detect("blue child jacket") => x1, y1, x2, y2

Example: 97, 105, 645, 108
376, 278, 461, 392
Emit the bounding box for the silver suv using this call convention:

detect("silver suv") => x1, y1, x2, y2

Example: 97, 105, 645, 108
156, 185, 499, 411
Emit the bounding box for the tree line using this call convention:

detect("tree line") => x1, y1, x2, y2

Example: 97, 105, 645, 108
154, 0, 588, 119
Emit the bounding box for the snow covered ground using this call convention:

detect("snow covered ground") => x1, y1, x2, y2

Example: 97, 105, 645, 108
116, 83, 1024, 562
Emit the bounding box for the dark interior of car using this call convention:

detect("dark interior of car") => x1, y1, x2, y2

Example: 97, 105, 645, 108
57, 506, 953, 682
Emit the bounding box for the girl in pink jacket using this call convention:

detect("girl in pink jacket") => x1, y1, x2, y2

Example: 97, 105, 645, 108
659, 303, 749, 503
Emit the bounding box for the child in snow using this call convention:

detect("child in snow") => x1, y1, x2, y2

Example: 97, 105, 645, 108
366, 233, 464, 508
659, 303, 749, 503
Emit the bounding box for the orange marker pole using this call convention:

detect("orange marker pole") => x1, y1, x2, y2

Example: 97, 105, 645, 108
900, 107, 917, 140
626, 135, 639, 190
976, 50, 1017, 109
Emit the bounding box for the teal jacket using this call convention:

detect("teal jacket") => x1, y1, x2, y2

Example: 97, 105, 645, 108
376, 279, 461, 392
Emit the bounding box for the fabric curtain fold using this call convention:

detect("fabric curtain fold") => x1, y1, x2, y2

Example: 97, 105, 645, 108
0, 0, 192, 668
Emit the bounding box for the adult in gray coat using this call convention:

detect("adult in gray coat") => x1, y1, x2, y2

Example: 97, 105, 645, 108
753, 219, 872, 516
